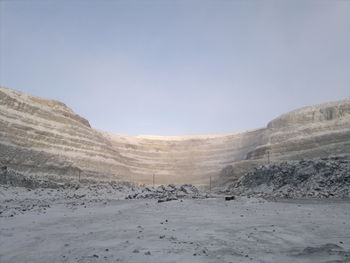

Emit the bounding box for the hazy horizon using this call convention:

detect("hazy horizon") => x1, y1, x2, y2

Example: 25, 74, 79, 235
1, 0, 349, 136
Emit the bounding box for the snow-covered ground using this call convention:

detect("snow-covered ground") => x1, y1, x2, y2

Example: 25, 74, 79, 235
1, 186, 350, 263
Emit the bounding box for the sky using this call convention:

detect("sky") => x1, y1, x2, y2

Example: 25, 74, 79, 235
1, 0, 350, 136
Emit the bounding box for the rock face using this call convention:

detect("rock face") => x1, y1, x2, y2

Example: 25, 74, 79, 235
0, 87, 132, 183
0, 86, 349, 185
223, 156, 350, 198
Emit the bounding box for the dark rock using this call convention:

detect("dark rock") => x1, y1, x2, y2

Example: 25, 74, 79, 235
225, 157, 350, 199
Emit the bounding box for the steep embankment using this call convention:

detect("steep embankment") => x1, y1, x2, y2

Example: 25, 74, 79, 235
216, 99, 350, 186
0, 87, 132, 182
0, 86, 349, 185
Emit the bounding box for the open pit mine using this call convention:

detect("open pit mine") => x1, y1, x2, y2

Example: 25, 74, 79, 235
1, 87, 350, 263
0, 86, 349, 187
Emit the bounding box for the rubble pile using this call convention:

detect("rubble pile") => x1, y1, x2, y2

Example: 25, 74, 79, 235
126, 184, 203, 201
0, 169, 207, 218
225, 156, 350, 198
0, 168, 68, 189
0, 183, 206, 217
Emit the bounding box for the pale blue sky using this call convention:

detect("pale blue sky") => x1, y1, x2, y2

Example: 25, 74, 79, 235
1, 0, 349, 136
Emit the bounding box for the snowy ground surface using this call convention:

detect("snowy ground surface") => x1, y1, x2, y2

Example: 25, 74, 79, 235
1, 186, 350, 263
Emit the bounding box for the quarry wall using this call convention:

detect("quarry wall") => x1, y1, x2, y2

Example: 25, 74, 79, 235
1, 87, 349, 185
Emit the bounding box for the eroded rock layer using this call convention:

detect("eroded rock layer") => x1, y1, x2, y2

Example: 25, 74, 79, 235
0, 87, 349, 185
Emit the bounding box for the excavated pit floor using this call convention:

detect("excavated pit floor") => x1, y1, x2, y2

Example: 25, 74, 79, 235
1, 188, 350, 263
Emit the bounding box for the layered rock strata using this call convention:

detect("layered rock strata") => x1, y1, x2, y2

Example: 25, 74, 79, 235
0, 86, 349, 186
